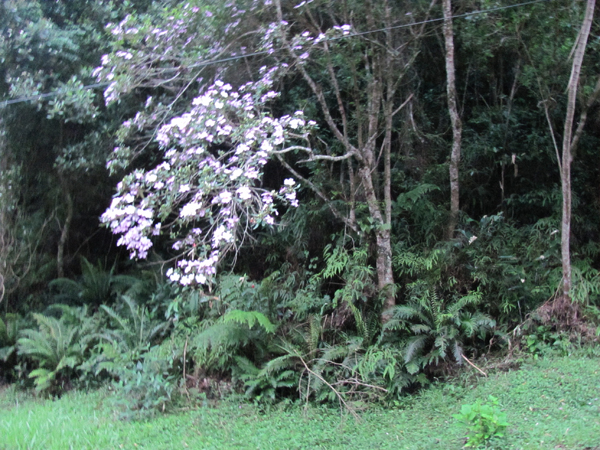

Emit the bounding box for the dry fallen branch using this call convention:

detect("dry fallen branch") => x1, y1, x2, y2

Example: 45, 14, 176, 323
461, 354, 487, 377
294, 350, 360, 421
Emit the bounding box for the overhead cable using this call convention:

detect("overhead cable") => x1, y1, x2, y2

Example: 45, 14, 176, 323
0, 0, 551, 109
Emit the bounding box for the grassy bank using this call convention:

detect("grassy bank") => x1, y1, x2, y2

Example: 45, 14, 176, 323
1, 354, 599, 449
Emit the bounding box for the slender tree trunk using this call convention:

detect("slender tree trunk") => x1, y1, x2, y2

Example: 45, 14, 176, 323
443, 0, 462, 238
359, 165, 394, 318
560, 0, 595, 300
0, 117, 7, 306
57, 186, 73, 278
379, 0, 396, 320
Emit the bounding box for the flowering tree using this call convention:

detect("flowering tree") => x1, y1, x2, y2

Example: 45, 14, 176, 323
101, 67, 315, 287
96, 0, 434, 316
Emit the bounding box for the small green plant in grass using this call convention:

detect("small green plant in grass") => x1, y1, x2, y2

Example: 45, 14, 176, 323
454, 395, 508, 448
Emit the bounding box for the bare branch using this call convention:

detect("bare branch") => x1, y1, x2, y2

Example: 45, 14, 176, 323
570, 74, 600, 154
276, 155, 358, 233
298, 153, 355, 163
541, 99, 562, 172
294, 350, 360, 421
391, 93, 414, 117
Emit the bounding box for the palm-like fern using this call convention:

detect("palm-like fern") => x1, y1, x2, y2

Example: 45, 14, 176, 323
192, 310, 275, 373
85, 295, 170, 377
49, 257, 138, 306
17, 306, 96, 392
235, 354, 298, 401
384, 282, 495, 374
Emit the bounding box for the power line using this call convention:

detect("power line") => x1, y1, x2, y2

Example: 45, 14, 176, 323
0, 0, 551, 109
342, 0, 551, 39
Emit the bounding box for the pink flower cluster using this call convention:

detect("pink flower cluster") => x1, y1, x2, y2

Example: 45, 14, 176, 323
102, 70, 310, 287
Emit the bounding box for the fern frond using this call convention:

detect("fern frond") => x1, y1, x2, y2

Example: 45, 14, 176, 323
347, 301, 367, 341
222, 310, 275, 333
320, 244, 349, 278
194, 321, 251, 350
122, 295, 142, 333
452, 341, 463, 364
433, 335, 447, 358
381, 318, 409, 333
28, 368, 55, 391
392, 305, 419, 320
234, 356, 260, 376
460, 316, 476, 337
410, 324, 431, 335
18, 331, 57, 365
404, 335, 428, 364
258, 354, 298, 378
308, 315, 321, 354
100, 304, 131, 334
472, 312, 496, 329
450, 289, 483, 314
318, 342, 352, 364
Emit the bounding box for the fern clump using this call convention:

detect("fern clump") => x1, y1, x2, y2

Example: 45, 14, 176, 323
192, 310, 275, 374
17, 305, 97, 394
0, 314, 24, 380
384, 283, 495, 374
49, 257, 138, 307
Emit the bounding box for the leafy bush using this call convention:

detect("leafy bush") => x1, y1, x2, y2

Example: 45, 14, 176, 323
393, 214, 565, 325
522, 324, 573, 357
98, 295, 170, 357
108, 345, 180, 419
81, 296, 177, 418
235, 354, 299, 402
461, 214, 562, 320
454, 395, 508, 448
193, 309, 276, 375
0, 313, 22, 363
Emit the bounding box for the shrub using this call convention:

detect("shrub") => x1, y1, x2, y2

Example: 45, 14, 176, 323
108, 345, 180, 419
454, 395, 508, 448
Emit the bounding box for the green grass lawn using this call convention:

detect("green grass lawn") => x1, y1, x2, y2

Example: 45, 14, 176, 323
1, 355, 599, 449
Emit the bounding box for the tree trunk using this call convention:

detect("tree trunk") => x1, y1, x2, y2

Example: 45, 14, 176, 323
443, 0, 462, 239
57, 187, 73, 278
359, 165, 395, 319
560, 0, 595, 300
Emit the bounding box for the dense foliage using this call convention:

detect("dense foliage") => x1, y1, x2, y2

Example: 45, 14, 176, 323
1, 0, 599, 417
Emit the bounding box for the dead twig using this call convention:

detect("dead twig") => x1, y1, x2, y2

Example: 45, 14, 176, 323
461, 354, 487, 377
294, 350, 360, 421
